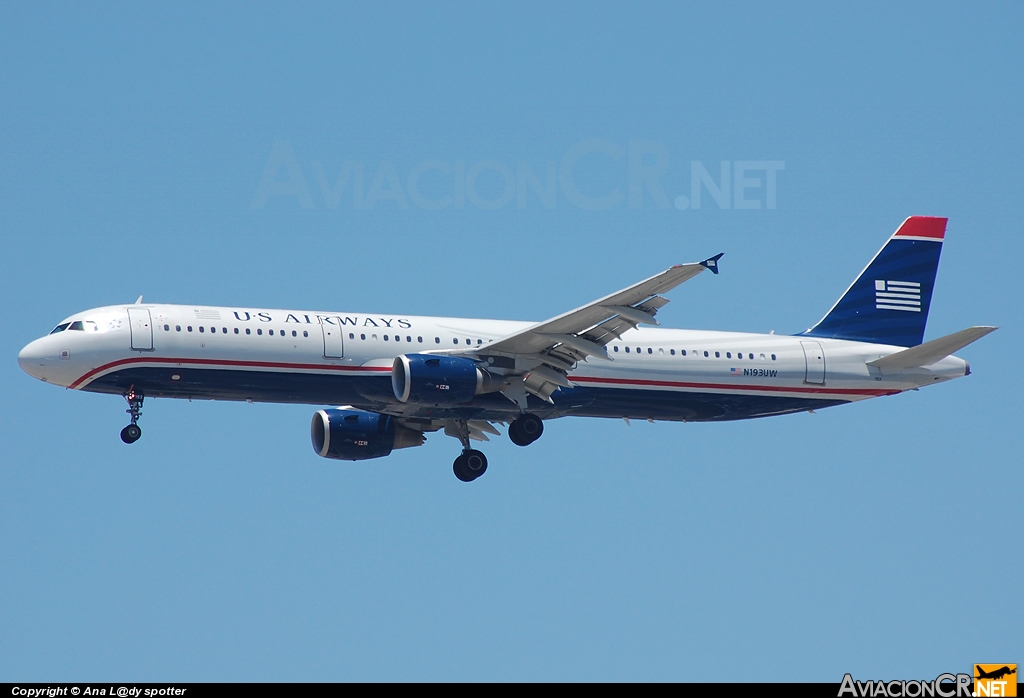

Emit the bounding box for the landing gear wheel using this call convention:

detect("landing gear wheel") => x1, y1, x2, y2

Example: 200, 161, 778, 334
509, 413, 543, 446
464, 449, 487, 477
453, 454, 473, 482
453, 450, 488, 482
120, 424, 142, 444
508, 420, 528, 446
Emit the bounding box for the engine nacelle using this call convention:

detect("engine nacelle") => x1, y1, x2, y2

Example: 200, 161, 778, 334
311, 408, 424, 461
392, 354, 504, 406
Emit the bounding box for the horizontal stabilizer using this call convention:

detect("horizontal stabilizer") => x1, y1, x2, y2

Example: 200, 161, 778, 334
867, 326, 997, 369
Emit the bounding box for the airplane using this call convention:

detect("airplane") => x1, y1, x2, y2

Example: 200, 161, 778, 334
18, 216, 996, 482
975, 666, 1016, 681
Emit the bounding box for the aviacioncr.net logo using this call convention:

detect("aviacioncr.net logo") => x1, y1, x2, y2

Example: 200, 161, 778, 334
839, 673, 973, 697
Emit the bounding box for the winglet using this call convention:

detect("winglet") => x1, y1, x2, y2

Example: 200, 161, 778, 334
134, 295, 144, 305
700, 253, 724, 275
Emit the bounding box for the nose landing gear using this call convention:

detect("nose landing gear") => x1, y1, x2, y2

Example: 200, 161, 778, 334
120, 388, 144, 444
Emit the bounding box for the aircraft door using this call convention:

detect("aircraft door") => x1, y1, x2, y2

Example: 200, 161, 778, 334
800, 340, 825, 384
127, 308, 154, 351
321, 318, 344, 359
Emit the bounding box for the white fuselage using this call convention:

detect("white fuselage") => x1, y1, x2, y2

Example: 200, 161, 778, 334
18, 303, 969, 424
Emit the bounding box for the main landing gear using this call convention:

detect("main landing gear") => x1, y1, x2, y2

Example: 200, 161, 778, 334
448, 419, 490, 483
448, 413, 545, 482
508, 413, 543, 447
120, 388, 144, 444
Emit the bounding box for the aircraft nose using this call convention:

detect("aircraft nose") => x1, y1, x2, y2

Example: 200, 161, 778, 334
18, 338, 49, 380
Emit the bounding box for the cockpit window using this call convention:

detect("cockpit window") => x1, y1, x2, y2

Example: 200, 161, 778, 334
68, 321, 85, 331
49, 323, 71, 334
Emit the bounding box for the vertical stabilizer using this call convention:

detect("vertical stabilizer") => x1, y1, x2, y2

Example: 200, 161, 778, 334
802, 216, 946, 347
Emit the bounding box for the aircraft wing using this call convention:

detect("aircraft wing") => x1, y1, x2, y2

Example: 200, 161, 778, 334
450, 254, 722, 406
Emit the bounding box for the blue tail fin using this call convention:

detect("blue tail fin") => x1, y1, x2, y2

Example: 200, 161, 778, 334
802, 216, 946, 347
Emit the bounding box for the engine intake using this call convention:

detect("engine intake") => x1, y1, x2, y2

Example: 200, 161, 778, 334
311, 408, 424, 461
392, 354, 504, 406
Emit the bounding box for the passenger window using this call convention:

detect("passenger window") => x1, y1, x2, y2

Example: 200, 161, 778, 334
670, 349, 675, 355
648, 348, 653, 354
361, 334, 366, 340
417, 336, 423, 343
727, 352, 732, 358
164, 325, 169, 331
681, 350, 687, 356
635, 347, 640, 354
453, 338, 459, 345
269, 329, 274, 336
715, 351, 720, 358
625, 346, 630, 353
176, 325, 181, 332
233, 328, 239, 334
293, 331, 298, 337
188, 326, 193, 332
223, 327, 227, 334
466, 339, 471, 345
614, 345, 619, 352
760, 353, 766, 360
771, 354, 777, 360
199, 326, 205, 333
257, 329, 263, 335
408, 336, 413, 343
349, 333, 355, 339
246, 328, 251, 335
372, 334, 377, 340
703, 351, 709, 357
384, 335, 389, 341
435, 337, 440, 344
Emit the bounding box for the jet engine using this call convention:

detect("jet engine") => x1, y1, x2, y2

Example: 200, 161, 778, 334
310, 408, 424, 461
392, 354, 504, 406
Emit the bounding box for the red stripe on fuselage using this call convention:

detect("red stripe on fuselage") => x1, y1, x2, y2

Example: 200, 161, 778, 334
71, 356, 898, 398
568, 375, 897, 397
69, 356, 391, 389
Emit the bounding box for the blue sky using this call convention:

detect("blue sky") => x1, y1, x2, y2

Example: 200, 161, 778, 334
1, 1, 1020, 681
